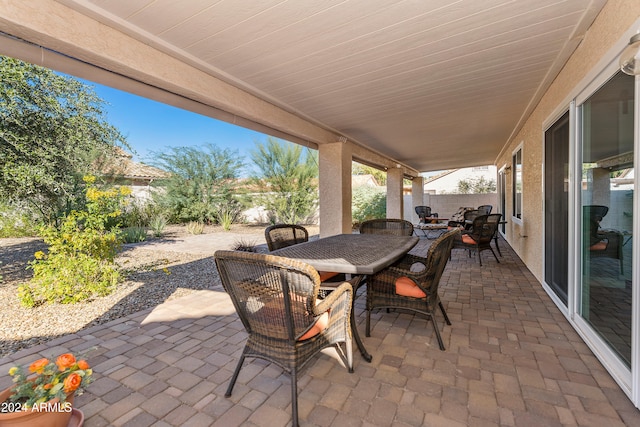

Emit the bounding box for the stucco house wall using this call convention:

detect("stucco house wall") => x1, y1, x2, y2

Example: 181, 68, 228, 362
495, 0, 640, 283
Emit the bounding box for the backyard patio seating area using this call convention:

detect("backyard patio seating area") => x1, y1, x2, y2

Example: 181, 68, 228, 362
0, 236, 638, 426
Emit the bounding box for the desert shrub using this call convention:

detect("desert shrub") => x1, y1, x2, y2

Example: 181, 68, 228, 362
232, 239, 257, 252
149, 215, 167, 237
186, 221, 205, 235
0, 202, 38, 237
18, 176, 127, 307
121, 226, 147, 243
352, 186, 386, 226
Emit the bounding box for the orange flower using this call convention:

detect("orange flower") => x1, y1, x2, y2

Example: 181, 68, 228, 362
56, 353, 76, 371
43, 383, 53, 390
77, 360, 90, 370
29, 358, 49, 374
63, 373, 82, 393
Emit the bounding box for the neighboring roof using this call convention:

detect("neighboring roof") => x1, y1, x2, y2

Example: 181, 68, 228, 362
99, 148, 169, 180
352, 174, 380, 188
423, 170, 456, 185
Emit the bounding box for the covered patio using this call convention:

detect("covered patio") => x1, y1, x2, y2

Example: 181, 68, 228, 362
1, 237, 636, 426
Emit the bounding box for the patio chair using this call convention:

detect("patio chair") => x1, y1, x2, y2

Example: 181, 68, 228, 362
214, 250, 353, 427
365, 228, 460, 350
584, 205, 624, 274
451, 214, 501, 266
265, 224, 309, 251
477, 204, 493, 215
446, 206, 475, 229
359, 218, 414, 236
415, 206, 437, 223
265, 224, 341, 282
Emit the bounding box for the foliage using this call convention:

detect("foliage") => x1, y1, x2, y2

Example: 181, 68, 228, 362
120, 200, 165, 228
120, 226, 147, 243
186, 221, 205, 235
18, 176, 126, 307
149, 215, 167, 237
0, 56, 127, 223
352, 186, 386, 226
352, 162, 387, 186
151, 144, 243, 224
251, 137, 318, 224
7, 353, 93, 409
0, 201, 38, 237
455, 176, 496, 194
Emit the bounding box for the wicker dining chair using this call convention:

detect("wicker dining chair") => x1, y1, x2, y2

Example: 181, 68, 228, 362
415, 206, 435, 224
451, 214, 501, 266
365, 228, 459, 350
265, 224, 309, 251
214, 250, 353, 427
265, 223, 341, 282
359, 218, 414, 236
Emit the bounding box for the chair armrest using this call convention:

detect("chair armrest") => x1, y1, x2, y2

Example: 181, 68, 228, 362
314, 281, 353, 315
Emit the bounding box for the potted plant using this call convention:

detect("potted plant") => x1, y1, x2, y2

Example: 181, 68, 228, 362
0, 352, 92, 426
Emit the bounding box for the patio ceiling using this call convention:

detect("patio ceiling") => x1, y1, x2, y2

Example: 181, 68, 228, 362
52, 1, 604, 172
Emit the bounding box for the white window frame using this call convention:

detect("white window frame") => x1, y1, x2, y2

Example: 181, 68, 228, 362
512, 143, 524, 225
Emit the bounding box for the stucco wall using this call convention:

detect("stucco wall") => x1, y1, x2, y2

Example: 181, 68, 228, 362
494, 0, 640, 282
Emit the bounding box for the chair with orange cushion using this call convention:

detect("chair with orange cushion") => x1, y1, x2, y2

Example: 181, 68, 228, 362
214, 250, 354, 427
451, 214, 501, 266
365, 228, 459, 350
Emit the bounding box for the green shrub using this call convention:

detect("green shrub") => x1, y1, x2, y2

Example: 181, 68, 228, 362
18, 176, 126, 307
186, 221, 204, 235
149, 215, 167, 237
352, 186, 386, 226
121, 226, 147, 243
0, 203, 38, 237
218, 207, 234, 231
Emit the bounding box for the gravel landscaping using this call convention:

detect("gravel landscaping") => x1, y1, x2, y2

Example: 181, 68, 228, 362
0, 224, 285, 358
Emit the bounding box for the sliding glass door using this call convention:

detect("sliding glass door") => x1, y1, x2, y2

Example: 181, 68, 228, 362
544, 111, 570, 306
578, 71, 634, 367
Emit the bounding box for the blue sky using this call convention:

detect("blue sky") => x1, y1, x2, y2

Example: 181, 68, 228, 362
89, 82, 271, 164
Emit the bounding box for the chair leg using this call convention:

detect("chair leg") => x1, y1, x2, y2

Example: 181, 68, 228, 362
438, 301, 451, 325
225, 354, 246, 397
291, 369, 299, 427
477, 248, 483, 266
489, 247, 500, 263
431, 313, 446, 351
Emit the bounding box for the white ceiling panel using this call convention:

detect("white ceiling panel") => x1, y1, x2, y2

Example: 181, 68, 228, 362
58, 0, 607, 172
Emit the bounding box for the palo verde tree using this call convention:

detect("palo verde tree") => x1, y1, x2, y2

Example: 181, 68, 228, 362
0, 55, 127, 222
251, 137, 318, 224
151, 144, 244, 224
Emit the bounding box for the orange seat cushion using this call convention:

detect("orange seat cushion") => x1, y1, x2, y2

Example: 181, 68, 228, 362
319, 271, 339, 282
461, 234, 477, 244
590, 241, 608, 251
298, 311, 330, 341
395, 276, 426, 298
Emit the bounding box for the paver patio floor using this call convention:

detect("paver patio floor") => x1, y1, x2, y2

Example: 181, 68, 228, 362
1, 235, 639, 426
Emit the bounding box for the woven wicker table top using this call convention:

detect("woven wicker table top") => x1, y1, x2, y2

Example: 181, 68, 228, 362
272, 233, 419, 275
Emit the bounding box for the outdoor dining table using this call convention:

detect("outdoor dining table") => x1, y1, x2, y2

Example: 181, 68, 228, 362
272, 233, 419, 362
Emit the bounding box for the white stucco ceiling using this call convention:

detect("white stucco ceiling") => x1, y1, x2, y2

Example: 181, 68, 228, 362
55, 0, 606, 172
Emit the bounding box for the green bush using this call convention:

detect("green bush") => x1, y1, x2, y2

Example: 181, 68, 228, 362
352, 186, 386, 226
121, 226, 147, 243
149, 215, 167, 237
0, 203, 38, 237
18, 176, 126, 307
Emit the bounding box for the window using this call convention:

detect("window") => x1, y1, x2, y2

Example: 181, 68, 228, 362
512, 146, 522, 220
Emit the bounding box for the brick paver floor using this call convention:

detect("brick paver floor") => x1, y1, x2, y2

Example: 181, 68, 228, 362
1, 236, 639, 426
